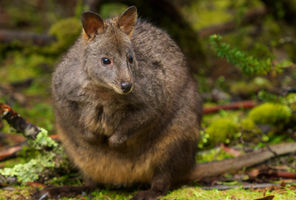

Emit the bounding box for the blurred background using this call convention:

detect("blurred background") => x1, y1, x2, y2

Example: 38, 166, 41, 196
0, 0, 296, 148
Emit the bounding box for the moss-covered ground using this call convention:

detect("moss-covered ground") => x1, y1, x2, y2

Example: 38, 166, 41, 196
0, 185, 295, 200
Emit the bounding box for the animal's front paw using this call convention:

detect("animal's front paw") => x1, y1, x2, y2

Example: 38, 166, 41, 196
131, 190, 160, 200
108, 134, 127, 147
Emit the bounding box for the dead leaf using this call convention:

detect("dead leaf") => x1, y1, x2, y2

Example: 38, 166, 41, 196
221, 144, 242, 157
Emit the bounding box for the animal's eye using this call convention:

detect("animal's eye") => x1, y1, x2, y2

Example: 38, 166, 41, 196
128, 55, 133, 63
101, 57, 111, 65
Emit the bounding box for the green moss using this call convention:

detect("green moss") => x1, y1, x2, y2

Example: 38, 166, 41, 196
0, 53, 53, 83
241, 118, 257, 131
45, 18, 81, 54
99, 3, 128, 19
0, 153, 55, 183
182, 0, 232, 30
0, 186, 32, 200
182, 0, 263, 31
23, 78, 51, 97
284, 94, 296, 123
28, 128, 58, 149
162, 186, 296, 200
1, 185, 296, 200
230, 77, 273, 96
240, 118, 265, 142
196, 147, 234, 163
0, 129, 66, 183
205, 118, 239, 145
89, 189, 132, 200
285, 93, 296, 111
47, 173, 81, 186
249, 103, 292, 125
0, 156, 27, 169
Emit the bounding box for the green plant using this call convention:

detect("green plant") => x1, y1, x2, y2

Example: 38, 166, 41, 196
249, 103, 292, 125
205, 118, 239, 145
0, 129, 69, 183
209, 34, 292, 76
45, 18, 81, 54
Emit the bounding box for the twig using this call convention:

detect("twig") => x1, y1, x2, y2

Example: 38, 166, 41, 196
203, 100, 256, 114
0, 103, 40, 139
198, 7, 267, 38
275, 171, 296, 179
0, 145, 22, 161
249, 168, 296, 179
201, 183, 280, 190
0, 30, 56, 46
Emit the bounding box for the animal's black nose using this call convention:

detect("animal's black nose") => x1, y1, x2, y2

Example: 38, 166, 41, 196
120, 82, 132, 93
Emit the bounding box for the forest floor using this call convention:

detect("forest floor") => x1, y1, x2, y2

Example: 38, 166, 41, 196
0, 184, 295, 200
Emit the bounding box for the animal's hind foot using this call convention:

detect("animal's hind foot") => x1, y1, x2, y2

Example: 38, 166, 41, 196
131, 190, 163, 200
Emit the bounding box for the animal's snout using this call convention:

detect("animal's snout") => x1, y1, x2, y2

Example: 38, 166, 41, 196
120, 82, 132, 93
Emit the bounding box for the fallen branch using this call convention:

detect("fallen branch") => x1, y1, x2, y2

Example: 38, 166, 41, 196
275, 171, 296, 179
190, 142, 296, 182
0, 103, 40, 139
198, 7, 267, 38
249, 168, 296, 179
203, 100, 257, 114
202, 183, 281, 190
0, 30, 56, 46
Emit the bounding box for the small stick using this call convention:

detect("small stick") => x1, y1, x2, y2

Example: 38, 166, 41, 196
0, 103, 40, 139
203, 100, 257, 114
201, 183, 280, 190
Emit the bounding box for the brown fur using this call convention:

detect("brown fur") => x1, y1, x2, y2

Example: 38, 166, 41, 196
51, 6, 202, 200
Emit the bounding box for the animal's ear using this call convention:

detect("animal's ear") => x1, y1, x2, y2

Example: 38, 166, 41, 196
118, 6, 137, 37
81, 11, 104, 39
